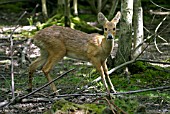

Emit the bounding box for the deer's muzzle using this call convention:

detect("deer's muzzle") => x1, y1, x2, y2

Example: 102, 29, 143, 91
107, 33, 114, 40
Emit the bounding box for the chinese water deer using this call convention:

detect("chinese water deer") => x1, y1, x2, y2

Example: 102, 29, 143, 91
28, 11, 121, 94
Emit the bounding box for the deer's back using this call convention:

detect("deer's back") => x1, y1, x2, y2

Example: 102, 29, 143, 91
34, 25, 103, 61
34, 25, 89, 47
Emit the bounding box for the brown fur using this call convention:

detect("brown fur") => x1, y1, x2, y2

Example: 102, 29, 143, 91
28, 11, 121, 94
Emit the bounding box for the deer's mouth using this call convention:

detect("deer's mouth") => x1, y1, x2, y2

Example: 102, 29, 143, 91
107, 34, 114, 40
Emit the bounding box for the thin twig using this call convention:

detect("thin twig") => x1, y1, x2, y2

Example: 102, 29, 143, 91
54, 86, 170, 97
109, 42, 149, 75
82, 43, 149, 90
20, 68, 74, 99
149, 10, 170, 15
138, 59, 170, 65
10, 11, 27, 98
154, 15, 168, 53
104, 97, 116, 114
109, 100, 128, 114
1, 69, 74, 108
1, 86, 169, 108
132, 26, 153, 55
150, 0, 170, 11
133, 11, 169, 54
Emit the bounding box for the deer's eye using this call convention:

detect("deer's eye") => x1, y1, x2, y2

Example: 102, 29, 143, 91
113, 28, 116, 31
104, 28, 107, 31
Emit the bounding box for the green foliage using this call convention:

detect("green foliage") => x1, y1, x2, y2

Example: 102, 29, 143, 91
72, 16, 99, 33
27, 16, 33, 26
0, 2, 23, 13
31, 13, 99, 33
35, 14, 65, 30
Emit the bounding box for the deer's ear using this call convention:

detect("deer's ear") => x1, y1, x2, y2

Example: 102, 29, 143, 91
98, 12, 108, 25
111, 11, 121, 24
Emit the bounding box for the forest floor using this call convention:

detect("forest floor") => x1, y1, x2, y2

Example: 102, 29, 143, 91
0, 10, 170, 114
0, 34, 170, 113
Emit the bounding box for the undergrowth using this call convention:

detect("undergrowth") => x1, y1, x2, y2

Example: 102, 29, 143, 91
46, 60, 169, 113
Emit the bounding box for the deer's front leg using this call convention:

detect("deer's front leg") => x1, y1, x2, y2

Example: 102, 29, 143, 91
102, 61, 116, 93
91, 58, 110, 94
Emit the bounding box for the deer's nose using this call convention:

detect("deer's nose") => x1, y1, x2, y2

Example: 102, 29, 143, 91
107, 33, 114, 39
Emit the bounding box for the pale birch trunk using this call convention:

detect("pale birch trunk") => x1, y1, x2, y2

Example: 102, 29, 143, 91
73, 0, 78, 15
97, 0, 102, 12
41, 0, 48, 20
114, 0, 133, 72
133, 0, 143, 58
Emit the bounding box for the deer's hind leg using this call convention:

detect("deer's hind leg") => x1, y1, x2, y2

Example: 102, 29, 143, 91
42, 41, 66, 94
28, 50, 48, 92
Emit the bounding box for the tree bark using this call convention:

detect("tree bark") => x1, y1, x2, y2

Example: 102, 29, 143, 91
87, 0, 97, 14
133, 0, 143, 58
114, 0, 133, 73
73, 0, 78, 15
97, 0, 102, 13
108, 0, 119, 20
56, 0, 65, 14
41, 0, 48, 21
64, 0, 71, 27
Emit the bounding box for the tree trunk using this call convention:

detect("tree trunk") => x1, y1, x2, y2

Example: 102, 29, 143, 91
108, 0, 119, 20
133, 0, 143, 58
73, 0, 78, 16
41, 0, 48, 21
97, 0, 102, 13
114, 0, 133, 73
64, 0, 71, 27
56, 0, 65, 14
87, 0, 97, 14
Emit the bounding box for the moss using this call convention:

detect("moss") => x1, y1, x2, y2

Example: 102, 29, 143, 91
114, 98, 139, 114
129, 61, 147, 74
47, 99, 105, 114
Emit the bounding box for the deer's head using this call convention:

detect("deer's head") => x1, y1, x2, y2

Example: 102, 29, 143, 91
98, 11, 121, 40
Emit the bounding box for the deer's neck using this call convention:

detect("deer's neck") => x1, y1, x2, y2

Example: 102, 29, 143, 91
102, 38, 114, 56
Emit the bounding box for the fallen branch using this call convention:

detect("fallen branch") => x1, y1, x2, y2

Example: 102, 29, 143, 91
0, 69, 74, 108
149, 10, 170, 15
21, 97, 50, 103
20, 68, 75, 99
138, 59, 170, 65
0, 60, 11, 64
150, 0, 170, 11
55, 86, 170, 98
92, 42, 149, 84
154, 15, 168, 54
132, 24, 168, 55
79, 59, 140, 92
0, 86, 169, 108
53, 86, 170, 99
92, 57, 170, 84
